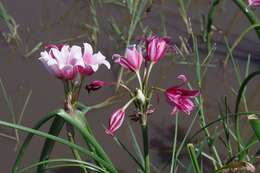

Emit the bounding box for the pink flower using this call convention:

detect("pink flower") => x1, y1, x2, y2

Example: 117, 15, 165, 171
145, 35, 171, 63
106, 108, 125, 136
165, 75, 199, 115
79, 43, 111, 75
85, 80, 113, 93
39, 44, 84, 80
113, 45, 143, 72
249, 0, 260, 7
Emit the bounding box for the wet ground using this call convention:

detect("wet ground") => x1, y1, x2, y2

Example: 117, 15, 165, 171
0, 0, 260, 172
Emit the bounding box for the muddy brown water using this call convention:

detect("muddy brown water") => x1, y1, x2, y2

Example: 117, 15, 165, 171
0, 0, 260, 172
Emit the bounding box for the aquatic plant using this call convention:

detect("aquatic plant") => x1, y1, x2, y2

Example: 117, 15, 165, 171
0, 0, 259, 173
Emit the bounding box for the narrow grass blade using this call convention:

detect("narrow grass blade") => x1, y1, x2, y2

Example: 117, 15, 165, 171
114, 137, 144, 171
36, 116, 65, 173
12, 109, 62, 173
127, 122, 144, 168
0, 119, 116, 173
234, 70, 260, 154
20, 159, 108, 173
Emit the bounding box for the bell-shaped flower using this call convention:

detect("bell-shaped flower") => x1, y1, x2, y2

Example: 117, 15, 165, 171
249, 0, 260, 7
165, 74, 199, 115
113, 45, 143, 72
39, 44, 84, 80
105, 108, 126, 136
79, 43, 110, 75
145, 35, 171, 63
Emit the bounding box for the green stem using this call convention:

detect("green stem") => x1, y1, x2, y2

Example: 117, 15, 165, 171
136, 72, 143, 90
192, 34, 222, 168
141, 124, 150, 173
170, 113, 178, 173
144, 62, 154, 88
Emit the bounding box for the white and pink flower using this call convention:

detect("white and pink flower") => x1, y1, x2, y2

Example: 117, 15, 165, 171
39, 44, 84, 80
79, 43, 110, 75
39, 43, 110, 79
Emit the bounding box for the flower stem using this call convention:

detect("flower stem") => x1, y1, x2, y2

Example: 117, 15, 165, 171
141, 122, 150, 173
144, 62, 154, 88
136, 72, 143, 90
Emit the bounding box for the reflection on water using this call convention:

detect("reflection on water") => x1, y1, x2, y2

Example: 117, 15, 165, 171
0, 0, 260, 172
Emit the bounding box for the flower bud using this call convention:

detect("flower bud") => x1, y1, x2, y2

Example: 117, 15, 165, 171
106, 108, 125, 136
136, 89, 146, 104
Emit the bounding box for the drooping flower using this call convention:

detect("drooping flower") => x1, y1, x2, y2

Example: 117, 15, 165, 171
39, 44, 84, 80
79, 43, 111, 75
249, 0, 260, 7
165, 74, 199, 115
145, 35, 171, 63
85, 80, 113, 93
106, 108, 126, 136
113, 45, 143, 72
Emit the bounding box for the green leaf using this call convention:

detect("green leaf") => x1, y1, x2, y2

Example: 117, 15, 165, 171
127, 122, 144, 168
0, 119, 116, 173
248, 115, 260, 141
36, 116, 65, 173
234, 70, 260, 154
114, 137, 144, 171
232, 0, 260, 38
20, 159, 108, 173
12, 109, 61, 173
187, 143, 202, 173
57, 110, 118, 173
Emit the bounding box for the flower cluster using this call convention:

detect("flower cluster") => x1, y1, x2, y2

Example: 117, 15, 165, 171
39, 43, 110, 80
104, 35, 199, 136
39, 37, 199, 137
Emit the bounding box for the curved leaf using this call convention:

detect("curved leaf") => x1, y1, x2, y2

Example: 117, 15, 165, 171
232, 0, 260, 38
36, 103, 91, 173
36, 116, 65, 173
20, 158, 108, 173
0, 119, 117, 173
248, 115, 260, 141
234, 70, 260, 153
57, 110, 118, 173
12, 109, 62, 173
